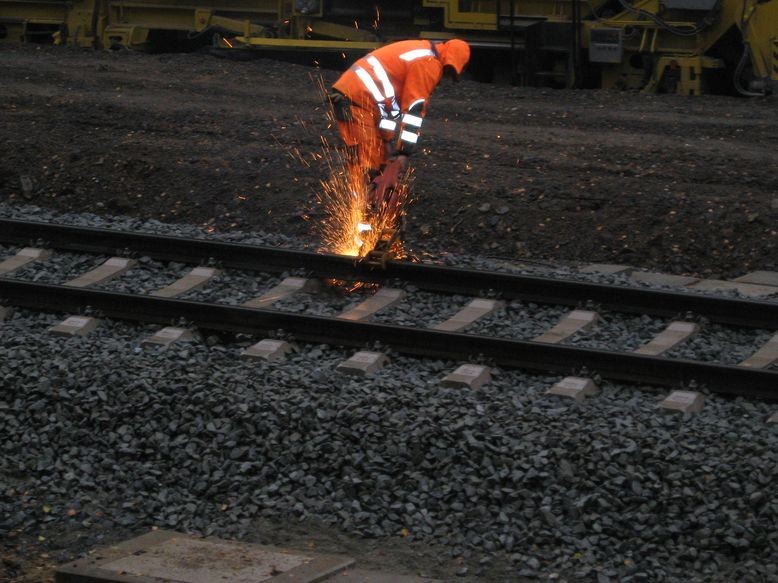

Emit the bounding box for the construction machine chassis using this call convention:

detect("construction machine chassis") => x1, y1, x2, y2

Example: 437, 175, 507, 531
0, 0, 774, 95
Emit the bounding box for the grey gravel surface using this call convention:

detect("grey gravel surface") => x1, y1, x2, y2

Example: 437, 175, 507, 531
2, 250, 108, 285
371, 291, 478, 328
2, 205, 778, 583
566, 313, 670, 352
468, 300, 578, 340
100, 258, 194, 295
1, 307, 777, 583
181, 270, 283, 305
665, 325, 777, 366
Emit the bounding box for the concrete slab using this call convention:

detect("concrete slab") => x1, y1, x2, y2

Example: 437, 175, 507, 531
578, 263, 632, 275
689, 279, 778, 298
740, 333, 778, 369
629, 271, 699, 287
733, 270, 778, 287
48, 316, 100, 337
534, 310, 598, 344
441, 364, 491, 389
0, 247, 52, 275
658, 390, 705, 414
151, 266, 220, 298
64, 257, 136, 288
0, 305, 13, 321
241, 339, 293, 362
336, 351, 389, 376
633, 321, 699, 356
337, 288, 405, 321
546, 376, 599, 401
54, 530, 354, 583
334, 568, 442, 582
141, 327, 194, 347
433, 298, 504, 332
244, 277, 320, 309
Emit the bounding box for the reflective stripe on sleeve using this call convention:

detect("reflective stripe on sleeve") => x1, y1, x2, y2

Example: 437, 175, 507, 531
400, 130, 419, 144
378, 119, 397, 131
353, 66, 385, 103
401, 113, 423, 127
366, 56, 395, 99
400, 49, 435, 61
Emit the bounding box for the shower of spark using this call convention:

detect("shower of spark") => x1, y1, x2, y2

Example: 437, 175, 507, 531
311, 75, 412, 258
315, 139, 372, 256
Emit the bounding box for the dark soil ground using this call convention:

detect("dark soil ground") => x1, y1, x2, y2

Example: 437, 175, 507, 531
1, 45, 777, 277
0, 44, 777, 582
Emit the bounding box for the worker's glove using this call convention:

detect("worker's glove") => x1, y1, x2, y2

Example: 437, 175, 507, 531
328, 91, 353, 122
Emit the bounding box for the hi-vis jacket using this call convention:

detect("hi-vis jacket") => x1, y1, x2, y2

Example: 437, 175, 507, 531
332, 39, 470, 155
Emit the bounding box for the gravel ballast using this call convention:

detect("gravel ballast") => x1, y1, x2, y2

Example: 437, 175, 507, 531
2, 206, 778, 582
1, 306, 777, 583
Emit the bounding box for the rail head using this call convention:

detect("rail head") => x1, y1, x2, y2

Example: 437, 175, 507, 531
1, 218, 777, 329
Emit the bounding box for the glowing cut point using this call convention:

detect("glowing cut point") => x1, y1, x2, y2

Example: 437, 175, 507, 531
358, 223, 372, 233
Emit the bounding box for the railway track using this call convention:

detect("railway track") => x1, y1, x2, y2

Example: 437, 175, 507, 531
1, 218, 777, 398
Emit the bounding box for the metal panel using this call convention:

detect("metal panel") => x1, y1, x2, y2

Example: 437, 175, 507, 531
589, 27, 622, 64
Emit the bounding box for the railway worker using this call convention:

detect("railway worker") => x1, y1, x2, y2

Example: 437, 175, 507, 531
328, 38, 471, 197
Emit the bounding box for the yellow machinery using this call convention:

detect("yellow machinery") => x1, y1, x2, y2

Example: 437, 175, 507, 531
0, 0, 775, 95
585, 0, 778, 95
0, 1, 280, 50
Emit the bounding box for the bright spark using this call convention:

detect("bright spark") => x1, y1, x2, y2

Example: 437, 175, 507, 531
300, 74, 414, 260
313, 129, 412, 257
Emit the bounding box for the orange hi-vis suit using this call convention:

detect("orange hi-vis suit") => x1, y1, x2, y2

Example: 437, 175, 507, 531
331, 39, 470, 186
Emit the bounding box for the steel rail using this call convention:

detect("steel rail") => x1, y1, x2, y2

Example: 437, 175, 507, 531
1, 279, 776, 399
1, 218, 777, 328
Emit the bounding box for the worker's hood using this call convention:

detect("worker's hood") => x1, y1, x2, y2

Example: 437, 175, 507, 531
437, 39, 470, 76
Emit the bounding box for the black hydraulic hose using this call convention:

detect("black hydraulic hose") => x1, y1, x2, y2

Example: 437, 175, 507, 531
90, 0, 101, 48
734, 0, 767, 96
569, 0, 581, 88
508, 0, 518, 84
733, 43, 766, 96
